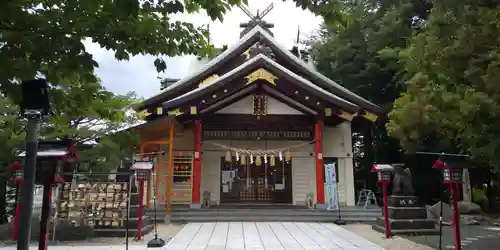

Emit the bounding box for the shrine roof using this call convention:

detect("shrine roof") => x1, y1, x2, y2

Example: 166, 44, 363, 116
134, 25, 380, 115
161, 54, 358, 113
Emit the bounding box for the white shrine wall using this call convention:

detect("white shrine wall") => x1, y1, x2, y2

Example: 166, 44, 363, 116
152, 96, 355, 206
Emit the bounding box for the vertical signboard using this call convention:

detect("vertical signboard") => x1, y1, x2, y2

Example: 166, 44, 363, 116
325, 163, 339, 210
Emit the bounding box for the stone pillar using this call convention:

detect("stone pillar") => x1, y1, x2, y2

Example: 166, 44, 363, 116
462, 168, 472, 202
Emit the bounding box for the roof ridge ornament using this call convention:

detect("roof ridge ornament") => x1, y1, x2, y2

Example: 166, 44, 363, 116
245, 68, 278, 85
238, 3, 275, 37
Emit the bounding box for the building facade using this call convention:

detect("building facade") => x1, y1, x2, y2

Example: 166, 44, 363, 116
134, 21, 381, 209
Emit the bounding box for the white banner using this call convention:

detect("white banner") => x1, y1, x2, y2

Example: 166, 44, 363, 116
325, 163, 339, 210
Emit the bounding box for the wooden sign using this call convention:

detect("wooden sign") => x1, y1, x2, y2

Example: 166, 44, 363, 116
203, 129, 313, 140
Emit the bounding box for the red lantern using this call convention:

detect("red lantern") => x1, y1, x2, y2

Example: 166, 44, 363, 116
8, 162, 24, 181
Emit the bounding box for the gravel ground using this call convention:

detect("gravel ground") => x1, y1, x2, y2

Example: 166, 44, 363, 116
342, 224, 435, 250
0, 223, 186, 247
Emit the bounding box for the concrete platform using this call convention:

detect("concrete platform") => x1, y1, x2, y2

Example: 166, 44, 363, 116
2, 246, 149, 250
166, 222, 385, 250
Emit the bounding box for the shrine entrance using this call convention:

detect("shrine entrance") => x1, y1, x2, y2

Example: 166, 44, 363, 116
220, 157, 293, 204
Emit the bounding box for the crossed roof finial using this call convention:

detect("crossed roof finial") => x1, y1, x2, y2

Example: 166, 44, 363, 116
238, 3, 275, 37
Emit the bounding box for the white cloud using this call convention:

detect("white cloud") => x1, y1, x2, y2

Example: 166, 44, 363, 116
85, 0, 322, 99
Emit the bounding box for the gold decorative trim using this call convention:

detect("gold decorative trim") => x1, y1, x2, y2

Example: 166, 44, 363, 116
156, 107, 163, 115
198, 74, 219, 88
137, 110, 151, 119
339, 110, 354, 121
190, 106, 197, 115
245, 68, 278, 85
363, 111, 378, 122
252, 95, 268, 116
242, 49, 250, 60
324, 108, 332, 117
167, 108, 184, 116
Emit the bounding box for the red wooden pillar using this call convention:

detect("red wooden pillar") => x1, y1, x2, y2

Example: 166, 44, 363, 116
315, 120, 325, 204
192, 119, 202, 204
450, 182, 462, 250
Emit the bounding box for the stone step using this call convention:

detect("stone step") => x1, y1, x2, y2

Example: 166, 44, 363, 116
372, 224, 440, 236
93, 215, 152, 230
388, 206, 427, 219
94, 224, 154, 237
166, 216, 377, 223
146, 211, 381, 217
376, 217, 436, 230
145, 208, 381, 215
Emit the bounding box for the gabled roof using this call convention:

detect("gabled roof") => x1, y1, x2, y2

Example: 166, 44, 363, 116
161, 54, 358, 113
135, 25, 380, 114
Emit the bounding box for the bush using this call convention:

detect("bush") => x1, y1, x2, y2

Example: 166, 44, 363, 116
472, 187, 489, 210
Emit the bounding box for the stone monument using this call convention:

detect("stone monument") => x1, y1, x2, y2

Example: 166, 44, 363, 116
373, 164, 439, 235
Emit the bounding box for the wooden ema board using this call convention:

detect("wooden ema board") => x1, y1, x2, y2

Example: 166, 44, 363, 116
156, 151, 193, 204
57, 182, 129, 228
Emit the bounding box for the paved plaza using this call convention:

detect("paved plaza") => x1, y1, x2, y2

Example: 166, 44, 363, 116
165, 222, 385, 250
2, 222, 386, 250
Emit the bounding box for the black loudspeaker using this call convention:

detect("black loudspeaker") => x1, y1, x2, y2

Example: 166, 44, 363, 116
20, 79, 51, 115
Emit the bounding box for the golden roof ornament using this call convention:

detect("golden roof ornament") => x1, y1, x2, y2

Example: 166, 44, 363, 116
167, 108, 184, 116
137, 109, 151, 120
340, 110, 354, 121
198, 74, 219, 88
363, 111, 378, 122
245, 68, 278, 85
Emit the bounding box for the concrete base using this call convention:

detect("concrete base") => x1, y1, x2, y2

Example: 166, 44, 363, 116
164, 216, 171, 224
190, 203, 202, 209
315, 204, 329, 209
372, 224, 440, 236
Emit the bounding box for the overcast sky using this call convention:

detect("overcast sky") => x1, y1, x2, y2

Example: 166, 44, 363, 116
84, 0, 322, 99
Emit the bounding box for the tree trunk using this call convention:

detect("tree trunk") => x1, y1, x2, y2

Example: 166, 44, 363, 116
0, 180, 7, 224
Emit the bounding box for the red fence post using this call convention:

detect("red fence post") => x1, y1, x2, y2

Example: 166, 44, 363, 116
12, 180, 22, 240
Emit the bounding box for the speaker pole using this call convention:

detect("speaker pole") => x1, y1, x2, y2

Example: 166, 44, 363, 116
17, 113, 41, 250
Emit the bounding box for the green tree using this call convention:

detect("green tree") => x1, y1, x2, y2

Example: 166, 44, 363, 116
0, 95, 24, 167
44, 75, 141, 171
311, 0, 429, 169
0, 76, 140, 221
0, 0, 349, 91
387, 1, 500, 170
0, 95, 24, 224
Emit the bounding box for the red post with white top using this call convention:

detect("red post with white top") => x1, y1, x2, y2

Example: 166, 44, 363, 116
132, 159, 154, 241
432, 158, 463, 250
8, 161, 24, 241
372, 164, 394, 239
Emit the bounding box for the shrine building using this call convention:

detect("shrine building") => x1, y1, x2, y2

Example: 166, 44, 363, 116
133, 11, 381, 209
